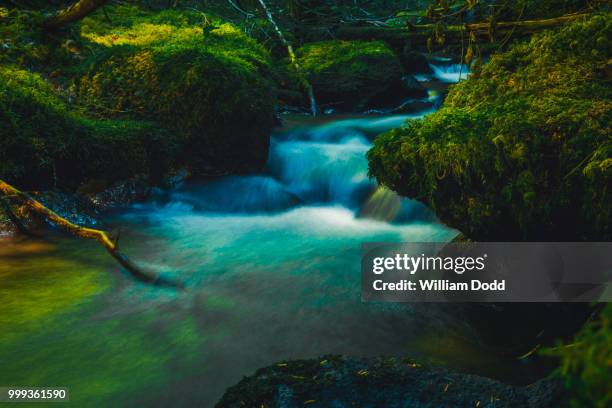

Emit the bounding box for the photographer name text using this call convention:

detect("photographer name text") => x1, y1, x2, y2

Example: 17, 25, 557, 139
372, 279, 506, 292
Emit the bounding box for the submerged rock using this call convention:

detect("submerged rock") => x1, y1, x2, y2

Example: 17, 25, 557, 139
216, 355, 566, 407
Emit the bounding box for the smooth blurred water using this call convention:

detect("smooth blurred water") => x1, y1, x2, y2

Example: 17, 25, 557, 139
2, 71, 534, 407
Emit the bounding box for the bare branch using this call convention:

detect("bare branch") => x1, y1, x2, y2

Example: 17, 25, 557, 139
0, 179, 184, 290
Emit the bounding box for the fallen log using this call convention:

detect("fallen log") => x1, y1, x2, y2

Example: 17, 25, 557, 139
0, 179, 184, 289
334, 13, 590, 45
44, 0, 109, 29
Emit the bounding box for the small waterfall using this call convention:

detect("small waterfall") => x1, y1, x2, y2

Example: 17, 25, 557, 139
281, 114, 428, 143
267, 137, 375, 208
414, 62, 470, 84
359, 186, 436, 223
264, 112, 432, 211
429, 63, 470, 83
155, 111, 436, 221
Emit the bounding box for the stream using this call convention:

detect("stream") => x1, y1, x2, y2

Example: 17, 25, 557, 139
0, 63, 546, 406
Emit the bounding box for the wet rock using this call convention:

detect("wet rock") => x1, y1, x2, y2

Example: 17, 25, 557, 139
400, 49, 431, 73
216, 356, 567, 408
37, 191, 100, 227
0, 207, 17, 237
0, 170, 190, 236
85, 175, 153, 211
0, 190, 100, 237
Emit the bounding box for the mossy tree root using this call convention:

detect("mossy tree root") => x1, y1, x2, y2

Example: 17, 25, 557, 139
0, 179, 184, 290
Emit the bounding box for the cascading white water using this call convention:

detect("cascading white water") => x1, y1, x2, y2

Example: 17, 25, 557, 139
162, 112, 435, 219
415, 62, 470, 83
429, 63, 470, 83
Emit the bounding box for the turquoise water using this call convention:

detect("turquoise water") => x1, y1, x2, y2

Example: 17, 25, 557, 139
2, 64, 526, 407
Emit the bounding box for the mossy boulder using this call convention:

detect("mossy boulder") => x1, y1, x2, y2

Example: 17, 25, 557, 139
216, 355, 566, 407
297, 40, 425, 112
0, 65, 177, 190
368, 14, 611, 241
77, 5, 276, 175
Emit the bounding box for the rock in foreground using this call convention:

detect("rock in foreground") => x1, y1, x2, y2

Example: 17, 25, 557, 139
216, 356, 565, 408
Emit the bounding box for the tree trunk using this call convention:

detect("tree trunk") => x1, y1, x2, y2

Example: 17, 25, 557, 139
44, 0, 109, 29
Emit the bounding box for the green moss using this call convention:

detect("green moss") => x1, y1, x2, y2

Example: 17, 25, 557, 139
0, 7, 71, 69
0, 65, 177, 189
77, 5, 275, 174
368, 14, 612, 240
296, 40, 408, 111
1, 4, 276, 185
544, 304, 612, 407
0, 239, 110, 343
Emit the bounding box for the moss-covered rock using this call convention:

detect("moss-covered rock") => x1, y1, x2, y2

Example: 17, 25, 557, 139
296, 40, 425, 112
77, 5, 276, 174
0, 65, 177, 190
368, 14, 611, 241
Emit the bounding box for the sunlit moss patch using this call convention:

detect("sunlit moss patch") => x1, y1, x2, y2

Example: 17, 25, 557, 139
77, 4, 275, 175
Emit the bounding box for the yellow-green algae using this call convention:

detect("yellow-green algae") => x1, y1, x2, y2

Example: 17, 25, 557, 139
0, 238, 208, 407
0, 238, 110, 343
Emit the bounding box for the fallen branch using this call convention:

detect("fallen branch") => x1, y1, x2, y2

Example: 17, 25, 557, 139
0, 179, 184, 289
334, 13, 590, 45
